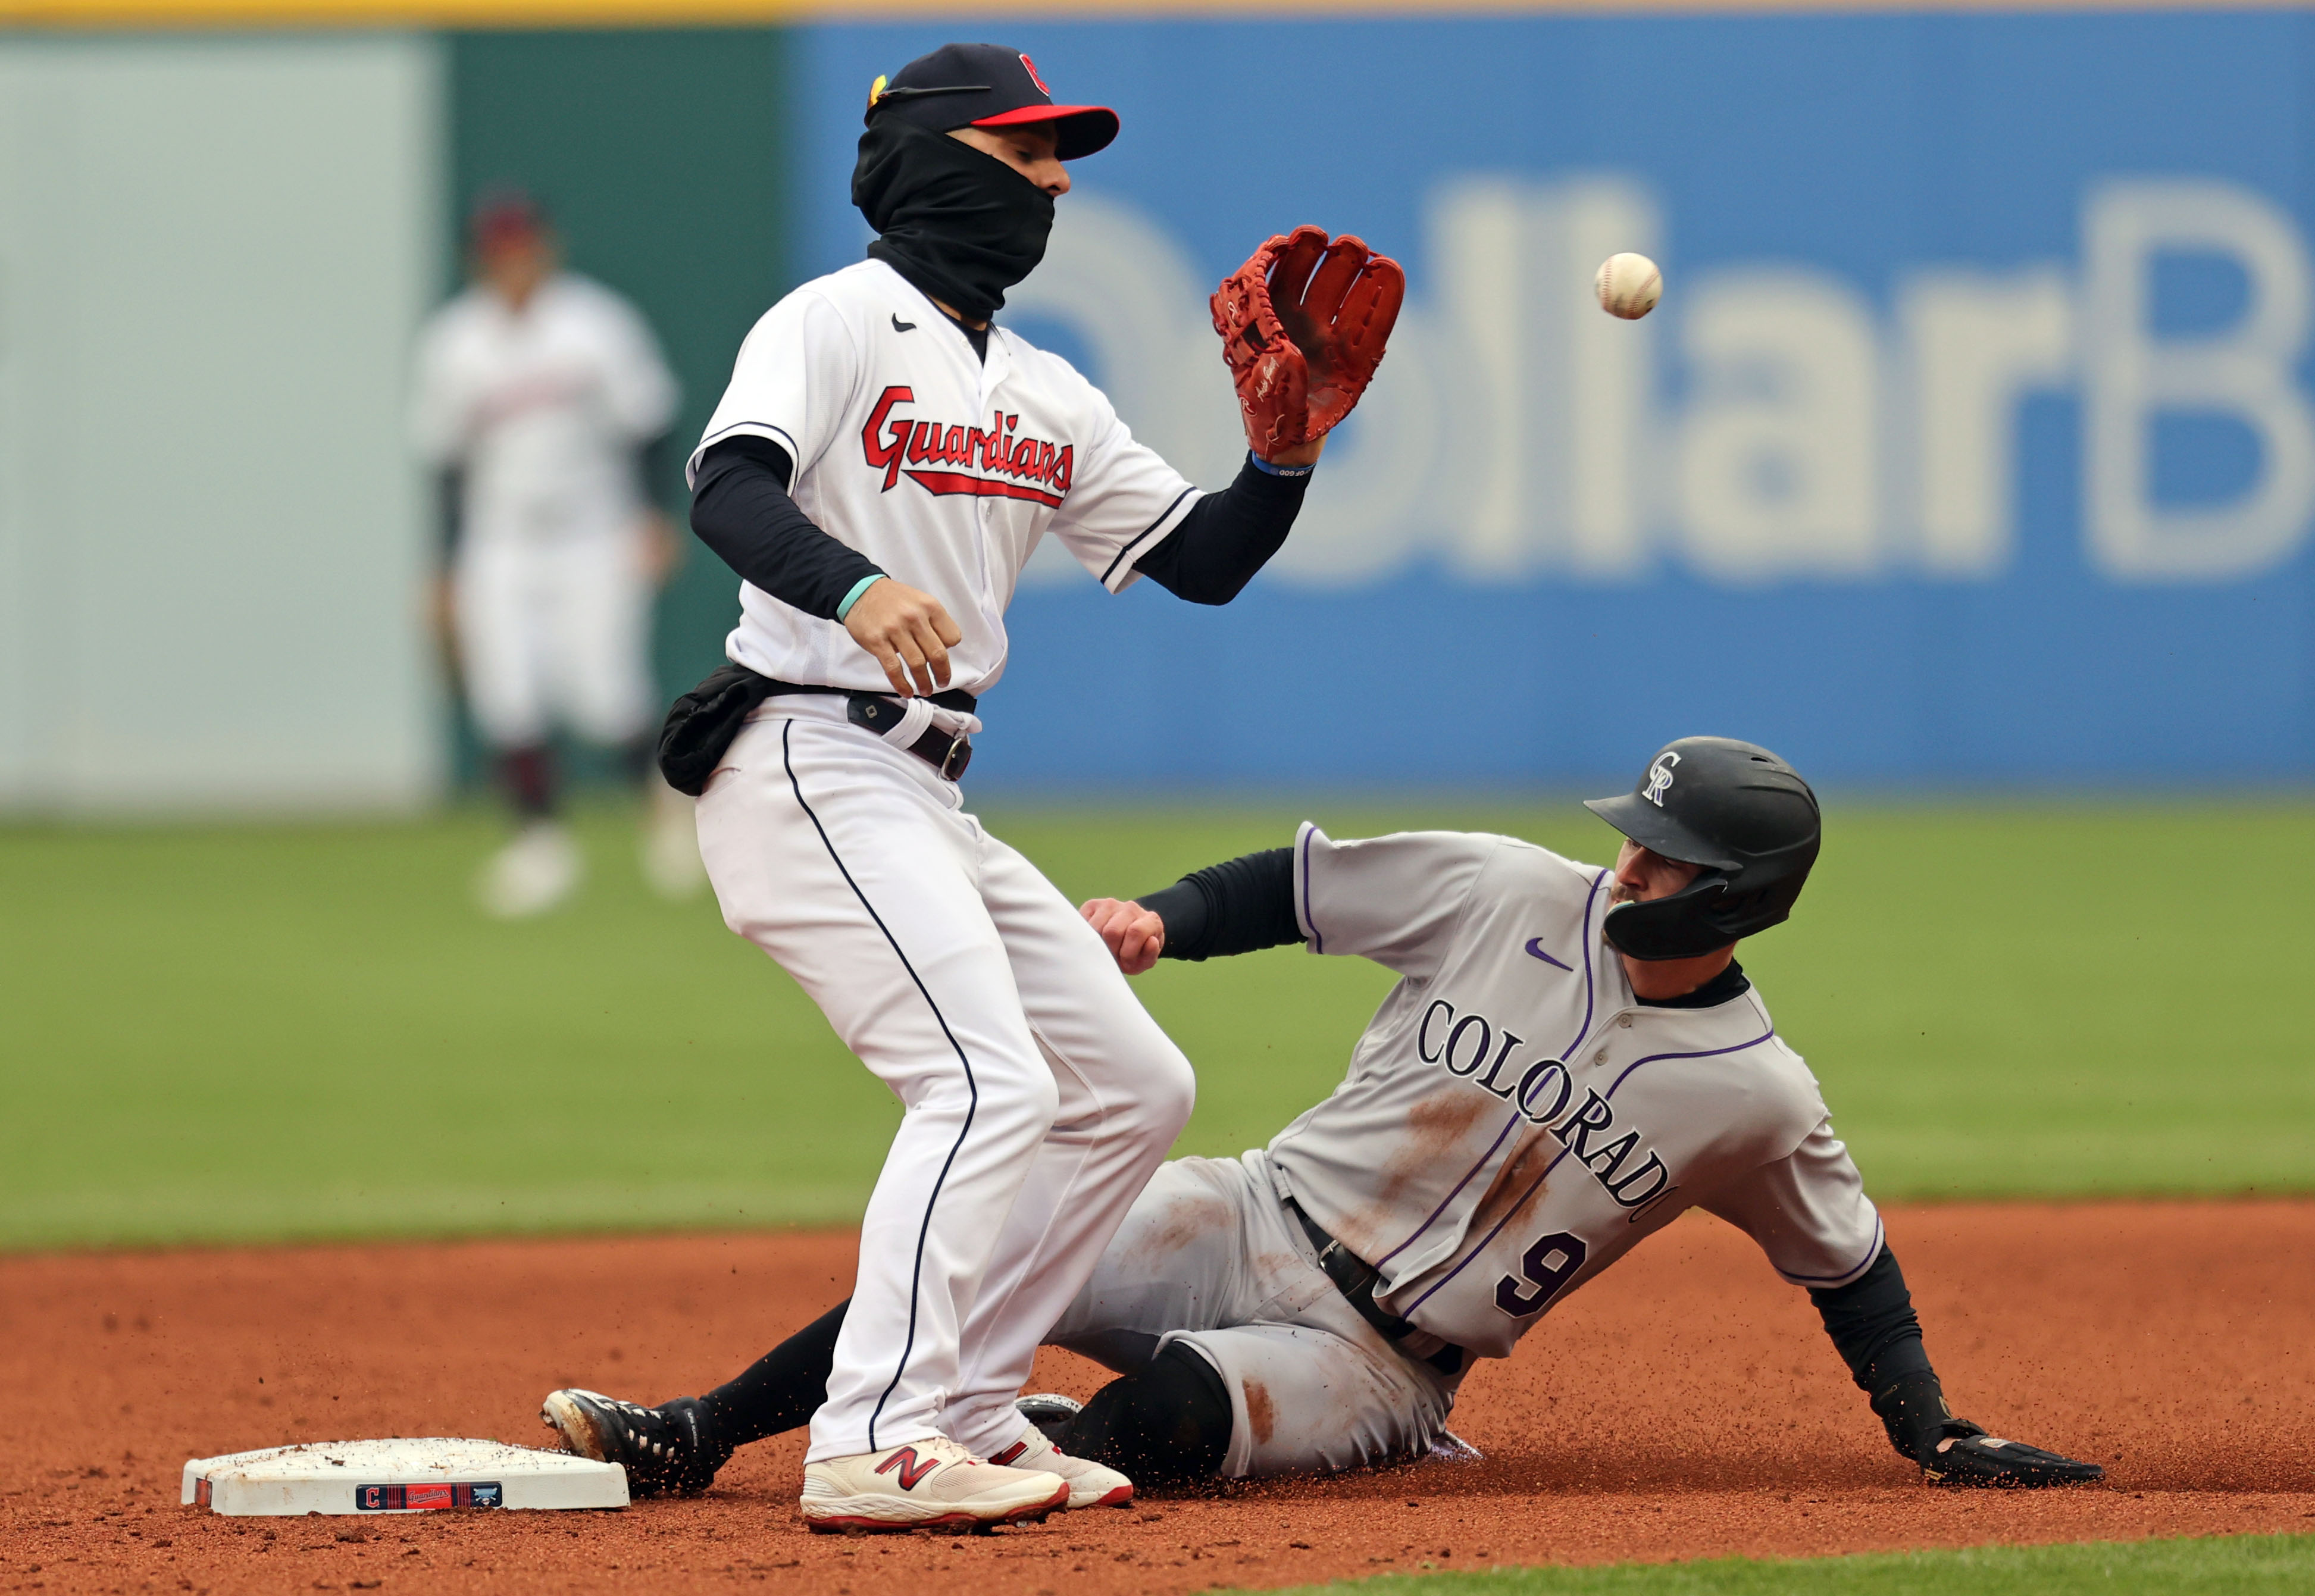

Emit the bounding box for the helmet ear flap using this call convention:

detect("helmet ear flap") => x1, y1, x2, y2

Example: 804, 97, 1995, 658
1601, 872, 1735, 961
1606, 858, 1813, 962
1708, 884, 1782, 935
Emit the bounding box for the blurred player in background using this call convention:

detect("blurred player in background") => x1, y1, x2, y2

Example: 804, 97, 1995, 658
411, 192, 698, 916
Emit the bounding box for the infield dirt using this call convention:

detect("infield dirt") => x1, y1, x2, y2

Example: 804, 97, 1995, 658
5, 1201, 2311, 1595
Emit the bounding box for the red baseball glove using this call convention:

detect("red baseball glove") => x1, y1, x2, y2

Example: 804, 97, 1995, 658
1210, 226, 1404, 458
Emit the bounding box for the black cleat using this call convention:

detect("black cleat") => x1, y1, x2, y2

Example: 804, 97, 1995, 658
540, 1388, 731, 1498
1921, 1420, 2106, 1488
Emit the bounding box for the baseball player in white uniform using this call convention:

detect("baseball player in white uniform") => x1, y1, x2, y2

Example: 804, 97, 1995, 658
540, 738, 2101, 1492
411, 192, 694, 917
537, 45, 1402, 1531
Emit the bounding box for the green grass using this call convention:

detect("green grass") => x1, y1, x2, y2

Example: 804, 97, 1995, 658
1269, 1533, 2315, 1594
2, 799, 2310, 1250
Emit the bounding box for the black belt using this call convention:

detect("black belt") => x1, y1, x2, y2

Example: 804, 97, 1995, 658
762, 680, 974, 781
1287, 1200, 1465, 1377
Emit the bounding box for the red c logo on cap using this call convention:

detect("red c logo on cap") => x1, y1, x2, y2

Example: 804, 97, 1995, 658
1019, 54, 1052, 96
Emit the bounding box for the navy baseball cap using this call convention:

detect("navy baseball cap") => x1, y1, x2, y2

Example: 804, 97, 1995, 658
865, 42, 1118, 160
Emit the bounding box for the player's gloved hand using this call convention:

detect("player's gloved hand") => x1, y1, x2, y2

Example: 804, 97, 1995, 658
1873, 1372, 2103, 1488
1211, 227, 1404, 462
844, 577, 963, 697
1080, 897, 1165, 975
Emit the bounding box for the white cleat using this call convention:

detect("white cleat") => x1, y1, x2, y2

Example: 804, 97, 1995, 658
477, 821, 581, 918
989, 1424, 1133, 1509
640, 781, 706, 900
799, 1435, 1068, 1534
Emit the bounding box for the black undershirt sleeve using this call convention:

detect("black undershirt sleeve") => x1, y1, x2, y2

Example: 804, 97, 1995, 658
689, 436, 886, 622
1131, 455, 1311, 606
1134, 847, 1302, 961
1809, 1242, 1948, 1462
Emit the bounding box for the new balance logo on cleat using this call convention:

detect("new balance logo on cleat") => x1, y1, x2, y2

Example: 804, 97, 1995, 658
873, 1445, 942, 1490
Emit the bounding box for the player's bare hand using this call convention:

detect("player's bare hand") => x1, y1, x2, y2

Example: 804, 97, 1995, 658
1081, 897, 1165, 975
845, 578, 962, 697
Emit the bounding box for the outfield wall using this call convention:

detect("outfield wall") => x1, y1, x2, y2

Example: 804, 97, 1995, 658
810, 14, 2315, 788
0, 33, 442, 811
3, 11, 2313, 806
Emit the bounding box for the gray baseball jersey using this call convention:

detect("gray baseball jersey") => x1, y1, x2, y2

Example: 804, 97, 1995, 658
1265, 825, 1882, 1361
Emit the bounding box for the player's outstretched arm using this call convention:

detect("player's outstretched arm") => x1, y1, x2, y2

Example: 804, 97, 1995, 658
1122, 229, 1406, 608
1081, 846, 1303, 974
1810, 1244, 2104, 1488
1131, 452, 1316, 606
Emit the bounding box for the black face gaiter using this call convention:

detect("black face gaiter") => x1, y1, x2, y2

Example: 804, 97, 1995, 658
852, 118, 1055, 322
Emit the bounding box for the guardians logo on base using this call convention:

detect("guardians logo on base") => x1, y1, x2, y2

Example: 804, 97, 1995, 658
356, 1482, 503, 1510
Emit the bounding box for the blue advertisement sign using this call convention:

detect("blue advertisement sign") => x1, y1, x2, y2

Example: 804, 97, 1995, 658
794, 15, 2315, 787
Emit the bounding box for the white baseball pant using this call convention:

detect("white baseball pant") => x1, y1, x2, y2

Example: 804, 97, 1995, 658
453, 527, 655, 749
695, 697, 1197, 1464
1047, 1150, 1462, 1478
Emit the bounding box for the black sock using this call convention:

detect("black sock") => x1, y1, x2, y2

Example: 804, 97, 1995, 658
698, 1298, 849, 1447
1063, 1344, 1233, 1484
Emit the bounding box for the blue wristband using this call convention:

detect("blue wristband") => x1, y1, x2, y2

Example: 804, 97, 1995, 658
1248, 450, 1315, 479
834, 574, 886, 621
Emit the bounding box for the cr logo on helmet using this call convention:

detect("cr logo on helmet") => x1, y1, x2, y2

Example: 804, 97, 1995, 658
1642, 750, 1681, 807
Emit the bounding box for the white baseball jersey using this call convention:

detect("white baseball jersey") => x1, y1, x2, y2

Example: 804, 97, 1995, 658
1267, 826, 1883, 1362
689, 258, 1204, 696
411, 273, 678, 544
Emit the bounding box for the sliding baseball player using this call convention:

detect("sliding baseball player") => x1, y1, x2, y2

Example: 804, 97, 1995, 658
543, 738, 2101, 1493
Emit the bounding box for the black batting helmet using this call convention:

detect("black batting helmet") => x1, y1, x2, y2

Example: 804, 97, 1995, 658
1583, 737, 1821, 961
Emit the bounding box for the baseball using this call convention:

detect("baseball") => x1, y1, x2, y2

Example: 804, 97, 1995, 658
1594, 252, 1662, 320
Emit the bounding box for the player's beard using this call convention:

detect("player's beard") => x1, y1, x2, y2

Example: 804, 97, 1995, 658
852, 119, 1056, 322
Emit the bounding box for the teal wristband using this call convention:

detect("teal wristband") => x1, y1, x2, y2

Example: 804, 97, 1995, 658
835, 574, 886, 621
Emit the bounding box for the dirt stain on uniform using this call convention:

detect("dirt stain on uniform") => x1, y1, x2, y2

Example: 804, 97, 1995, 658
1470, 1127, 1556, 1232
1131, 1195, 1231, 1263
1243, 1380, 1277, 1445
1333, 1091, 1497, 1257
